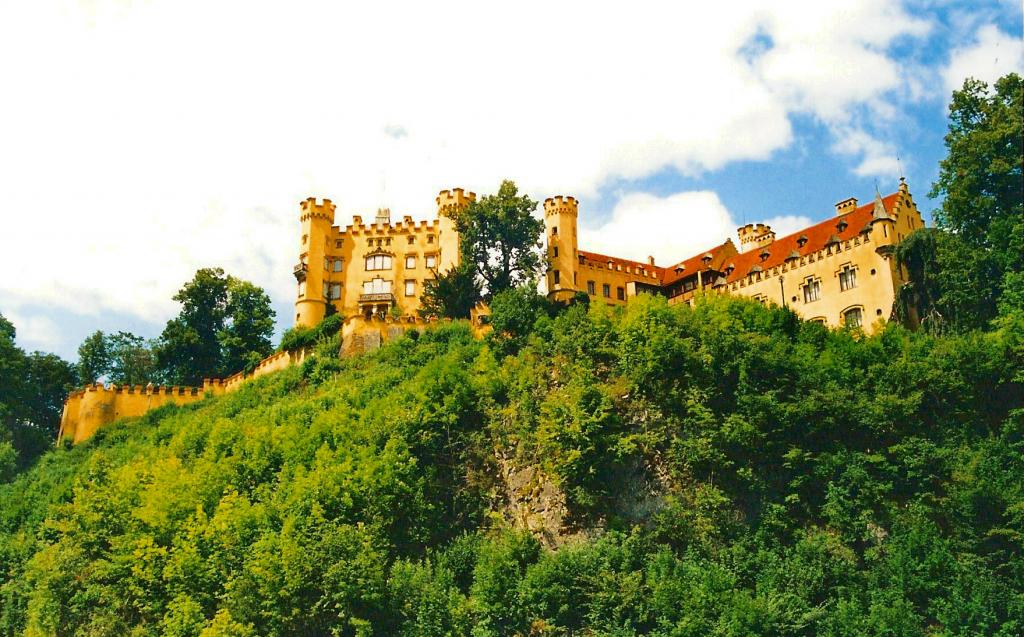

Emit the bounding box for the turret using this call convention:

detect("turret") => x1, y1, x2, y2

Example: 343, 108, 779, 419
294, 197, 336, 328
435, 187, 476, 274
737, 223, 775, 253
544, 195, 579, 302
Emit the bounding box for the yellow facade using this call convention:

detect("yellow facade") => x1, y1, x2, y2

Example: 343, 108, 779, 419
293, 189, 471, 328
544, 179, 925, 332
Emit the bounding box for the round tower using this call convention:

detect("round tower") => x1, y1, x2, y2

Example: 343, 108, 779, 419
435, 187, 476, 274
543, 195, 579, 302
294, 197, 336, 328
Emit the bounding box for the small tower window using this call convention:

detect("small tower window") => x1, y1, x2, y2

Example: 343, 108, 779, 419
335, 239, 343, 248
408, 235, 415, 245
302, 234, 308, 245
427, 234, 434, 244
553, 270, 561, 285
553, 246, 559, 257
551, 227, 558, 235
332, 259, 343, 272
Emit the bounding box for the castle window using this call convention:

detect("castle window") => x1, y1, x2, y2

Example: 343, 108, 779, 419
323, 281, 330, 297
553, 246, 559, 257
324, 283, 341, 300
587, 281, 596, 295
802, 277, 821, 303
302, 234, 308, 245
363, 278, 392, 294
386, 238, 391, 246
553, 270, 561, 285
425, 254, 437, 269
408, 235, 415, 245
683, 279, 696, 292
427, 234, 434, 244
324, 257, 330, 271
551, 227, 558, 235
843, 307, 863, 328
336, 239, 343, 248
602, 283, 610, 298
365, 255, 392, 271
839, 265, 857, 291
616, 286, 625, 300
406, 255, 416, 268
753, 294, 767, 305
405, 280, 416, 297
297, 280, 306, 297
333, 259, 343, 272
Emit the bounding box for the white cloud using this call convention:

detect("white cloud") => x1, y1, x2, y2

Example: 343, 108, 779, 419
4, 309, 61, 353
942, 24, 1024, 94
579, 191, 812, 266
831, 127, 901, 179
0, 1, 935, 331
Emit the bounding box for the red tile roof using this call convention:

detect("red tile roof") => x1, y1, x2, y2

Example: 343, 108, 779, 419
660, 239, 738, 286
578, 250, 666, 280
721, 193, 898, 284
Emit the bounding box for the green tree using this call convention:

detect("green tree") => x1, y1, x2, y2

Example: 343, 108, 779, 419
930, 73, 1023, 274
219, 278, 276, 374
454, 180, 544, 301
75, 330, 108, 385
0, 314, 75, 471
897, 73, 1023, 330
156, 269, 276, 385
419, 263, 482, 319
106, 331, 159, 386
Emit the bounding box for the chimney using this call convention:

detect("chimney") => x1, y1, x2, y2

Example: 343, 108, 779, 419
835, 197, 858, 216
647, 256, 655, 266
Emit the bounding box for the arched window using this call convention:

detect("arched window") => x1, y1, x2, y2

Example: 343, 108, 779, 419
365, 254, 392, 271
843, 307, 863, 328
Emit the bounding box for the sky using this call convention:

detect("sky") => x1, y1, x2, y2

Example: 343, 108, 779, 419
0, 0, 1021, 360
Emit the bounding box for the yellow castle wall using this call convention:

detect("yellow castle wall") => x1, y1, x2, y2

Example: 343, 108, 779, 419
58, 348, 312, 445
295, 189, 470, 328
725, 187, 924, 332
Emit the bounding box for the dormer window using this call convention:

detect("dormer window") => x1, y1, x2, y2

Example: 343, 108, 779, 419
837, 219, 848, 232
797, 234, 808, 247
759, 248, 770, 262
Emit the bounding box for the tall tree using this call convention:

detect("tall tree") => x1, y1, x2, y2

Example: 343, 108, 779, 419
897, 73, 1023, 330
0, 313, 75, 472
76, 330, 109, 385
930, 73, 1023, 281
220, 278, 276, 374
454, 180, 544, 301
156, 268, 276, 385
419, 263, 482, 319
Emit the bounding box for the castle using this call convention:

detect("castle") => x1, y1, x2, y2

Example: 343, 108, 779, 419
297, 179, 924, 331
59, 179, 923, 445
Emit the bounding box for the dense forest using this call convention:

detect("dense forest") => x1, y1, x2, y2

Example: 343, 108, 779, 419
1, 291, 1021, 635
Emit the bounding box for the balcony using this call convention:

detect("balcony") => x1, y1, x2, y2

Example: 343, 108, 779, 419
293, 262, 308, 281
358, 292, 395, 304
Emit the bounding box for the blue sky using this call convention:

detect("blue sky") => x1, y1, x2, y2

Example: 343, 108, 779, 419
0, 1, 1021, 362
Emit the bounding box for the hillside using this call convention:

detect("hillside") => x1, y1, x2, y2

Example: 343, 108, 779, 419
1, 295, 1022, 636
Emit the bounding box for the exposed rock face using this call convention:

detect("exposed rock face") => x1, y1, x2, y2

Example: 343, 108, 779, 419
497, 458, 589, 549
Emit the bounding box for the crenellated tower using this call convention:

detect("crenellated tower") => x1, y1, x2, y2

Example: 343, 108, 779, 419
544, 195, 579, 302
294, 197, 336, 328
435, 187, 476, 274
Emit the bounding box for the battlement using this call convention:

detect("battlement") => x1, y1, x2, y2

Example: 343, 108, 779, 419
436, 187, 477, 216
737, 223, 775, 252
300, 197, 337, 222
543, 195, 578, 216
